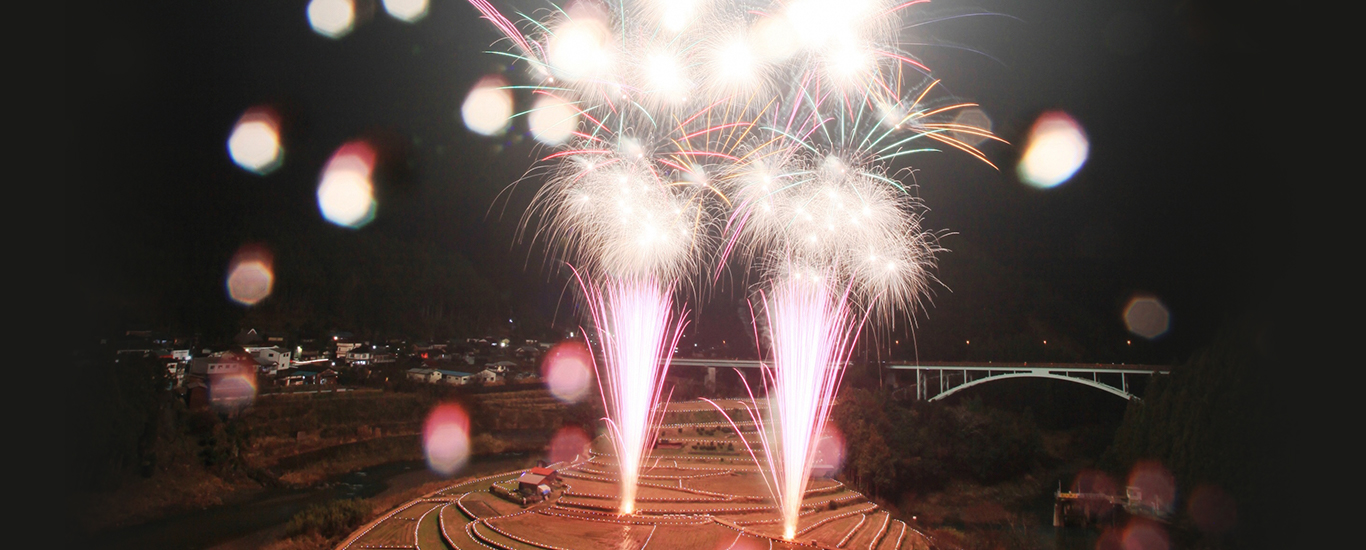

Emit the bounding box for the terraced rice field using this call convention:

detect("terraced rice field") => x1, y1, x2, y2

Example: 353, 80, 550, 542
338, 400, 927, 550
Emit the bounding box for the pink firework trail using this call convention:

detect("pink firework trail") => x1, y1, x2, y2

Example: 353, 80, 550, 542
761, 275, 864, 539
707, 273, 869, 540
573, 272, 687, 514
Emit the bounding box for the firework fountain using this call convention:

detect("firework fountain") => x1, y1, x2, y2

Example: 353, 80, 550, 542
464, 0, 999, 528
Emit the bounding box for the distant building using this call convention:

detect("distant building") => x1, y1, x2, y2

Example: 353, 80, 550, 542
473, 368, 503, 384
189, 350, 257, 411
439, 370, 474, 385
516, 472, 551, 499
406, 368, 440, 383
336, 340, 365, 361
244, 345, 292, 374
529, 467, 558, 485
346, 345, 372, 366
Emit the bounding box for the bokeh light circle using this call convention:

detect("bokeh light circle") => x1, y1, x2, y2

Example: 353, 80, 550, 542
812, 425, 846, 475
307, 0, 356, 39
462, 75, 514, 136
226, 244, 275, 306
423, 403, 471, 476
950, 107, 992, 147
1073, 468, 1119, 495
227, 107, 282, 174
1121, 518, 1170, 550
546, 10, 613, 82
1127, 460, 1176, 515
317, 141, 377, 228
547, 425, 592, 464
1018, 110, 1088, 188
528, 94, 579, 146
1124, 295, 1170, 340
210, 371, 258, 412
542, 341, 594, 403
382, 0, 428, 23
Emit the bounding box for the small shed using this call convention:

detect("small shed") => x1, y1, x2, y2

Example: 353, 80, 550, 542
516, 473, 547, 495
529, 467, 558, 485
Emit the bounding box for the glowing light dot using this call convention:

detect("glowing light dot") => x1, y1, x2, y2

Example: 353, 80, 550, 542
547, 16, 612, 82
317, 141, 377, 228
423, 403, 471, 476
227, 107, 282, 174
1122, 521, 1170, 550
462, 75, 513, 136
1018, 111, 1089, 188
225, 244, 274, 306
529, 94, 579, 145
951, 108, 993, 147
307, 0, 355, 39
543, 341, 593, 403
547, 425, 592, 464
1124, 295, 1170, 339
382, 0, 428, 22
752, 15, 798, 62
715, 38, 759, 90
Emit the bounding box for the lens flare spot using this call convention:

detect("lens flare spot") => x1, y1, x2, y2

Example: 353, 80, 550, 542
382, 0, 428, 23
1073, 468, 1119, 496
529, 94, 579, 146
1096, 526, 1125, 550
752, 15, 798, 62
1127, 460, 1176, 516
210, 370, 257, 413
423, 403, 471, 476
227, 107, 282, 175
317, 141, 377, 228
1187, 484, 1237, 535
226, 244, 274, 306
546, 9, 612, 82
462, 75, 513, 136
812, 425, 846, 476
1124, 295, 1170, 340
950, 107, 992, 147
307, 0, 355, 39
542, 340, 594, 403
1018, 111, 1088, 188
1121, 518, 1170, 550
713, 37, 759, 91
547, 424, 592, 464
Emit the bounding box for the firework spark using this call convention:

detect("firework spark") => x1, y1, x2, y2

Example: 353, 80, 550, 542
463, 0, 1002, 534
573, 272, 686, 514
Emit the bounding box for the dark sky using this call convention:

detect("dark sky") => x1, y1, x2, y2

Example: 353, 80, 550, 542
70, 0, 1287, 364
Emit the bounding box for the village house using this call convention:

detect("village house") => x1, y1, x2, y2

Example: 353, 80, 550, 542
439, 370, 474, 385
244, 345, 292, 374
472, 368, 503, 385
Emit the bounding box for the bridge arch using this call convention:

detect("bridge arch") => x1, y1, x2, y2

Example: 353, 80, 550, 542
930, 372, 1134, 401
888, 363, 1168, 403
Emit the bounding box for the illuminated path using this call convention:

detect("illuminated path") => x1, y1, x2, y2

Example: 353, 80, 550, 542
337, 401, 923, 550
668, 359, 1170, 401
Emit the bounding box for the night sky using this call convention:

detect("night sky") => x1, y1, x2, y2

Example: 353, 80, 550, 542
70, 0, 1288, 365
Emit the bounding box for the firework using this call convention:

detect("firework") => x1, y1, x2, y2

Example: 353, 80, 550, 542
573, 272, 686, 513
463, 0, 1000, 532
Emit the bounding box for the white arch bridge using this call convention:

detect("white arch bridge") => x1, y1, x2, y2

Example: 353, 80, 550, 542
668, 359, 1169, 401
889, 363, 1170, 401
